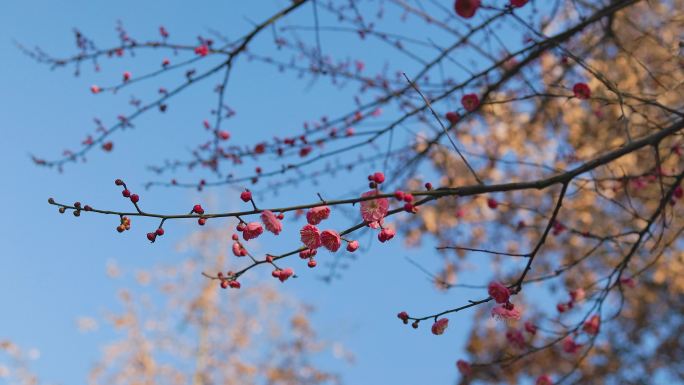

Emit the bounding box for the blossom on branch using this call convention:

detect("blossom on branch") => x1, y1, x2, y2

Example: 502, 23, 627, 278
300, 224, 322, 249
454, 0, 480, 19
360, 190, 389, 225
260, 210, 282, 235
431, 318, 449, 335
487, 281, 510, 304
491, 304, 521, 321
306, 206, 331, 225
321, 230, 342, 252
242, 222, 263, 241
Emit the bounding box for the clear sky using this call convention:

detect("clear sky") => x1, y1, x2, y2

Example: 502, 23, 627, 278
0, 1, 527, 384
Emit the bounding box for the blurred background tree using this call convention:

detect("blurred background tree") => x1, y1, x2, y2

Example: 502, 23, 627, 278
2, 228, 348, 385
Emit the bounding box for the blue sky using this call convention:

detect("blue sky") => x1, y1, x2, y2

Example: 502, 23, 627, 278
0, 1, 539, 384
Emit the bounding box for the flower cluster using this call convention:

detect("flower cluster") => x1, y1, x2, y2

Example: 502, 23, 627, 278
488, 281, 521, 321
